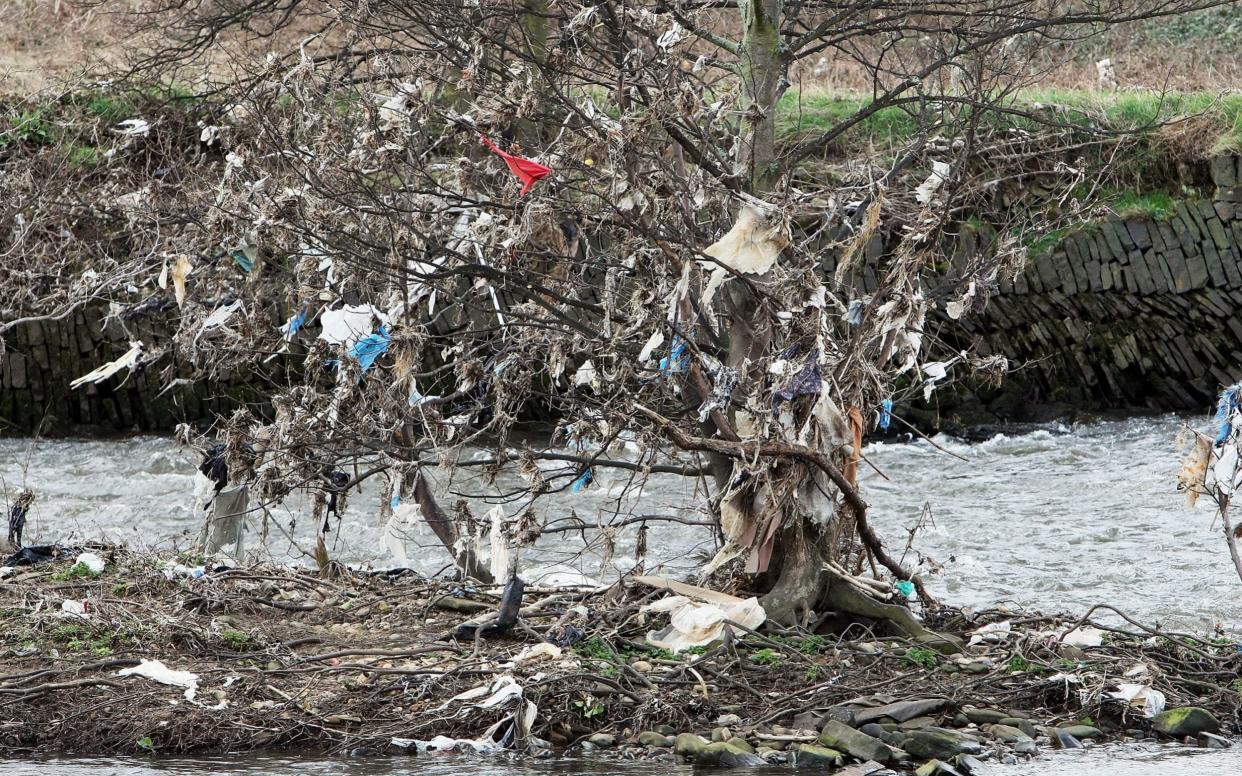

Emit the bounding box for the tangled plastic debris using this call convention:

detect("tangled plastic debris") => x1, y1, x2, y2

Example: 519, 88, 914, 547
967, 619, 1012, 646
60, 599, 89, 618
1108, 682, 1166, 718
348, 325, 392, 372
480, 135, 551, 196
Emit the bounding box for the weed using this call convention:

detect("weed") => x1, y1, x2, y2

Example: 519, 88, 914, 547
683, 645, 709, 656
751, 648, 782, 666
136, 736, 155, 752
572, 694, 606, 719
1, 108, 54, 147
51, 561, 103, 581
573, 636, 615, 661
804, 664, 825, 682
1026, 226, 1074, 257
770, 633, 828, 654
51, 624, 115, 655
84, 94, 134, 122
66, 144, 106, 168
1007, 655, 1032, 673
221, 629, 253, 651
1109, 190, 1176, 220
903, 647, 940, 668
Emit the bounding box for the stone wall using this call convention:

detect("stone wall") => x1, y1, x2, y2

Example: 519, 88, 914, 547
953, 155, 1242, 413
0, 307, 258, 435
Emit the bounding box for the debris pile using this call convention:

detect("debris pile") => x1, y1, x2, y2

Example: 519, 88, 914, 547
0, 548, 1237, 767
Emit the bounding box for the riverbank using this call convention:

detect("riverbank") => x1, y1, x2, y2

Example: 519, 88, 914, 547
0, 547, 1237, 771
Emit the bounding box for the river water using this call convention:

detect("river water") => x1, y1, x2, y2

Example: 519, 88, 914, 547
7, 743, 1242, 775
3, 414, 1242, 774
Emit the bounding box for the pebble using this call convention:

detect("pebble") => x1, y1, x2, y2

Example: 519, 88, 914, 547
998, 717, 1038, 737
630, 660, 653, 673
674, 733, 708, 758
588, 733, 616, 748
696, 741, 765, 767
963, 708, 1008, 725
1058, 724, 1103, 740
1012, 738, 1038, 755
716, 713, 742, 726
1199, 732, 1232, 748
1153, 707, 1222, 737
987, 724, 1031, 744
636, 731, 673, 747
796, 744, 844, 767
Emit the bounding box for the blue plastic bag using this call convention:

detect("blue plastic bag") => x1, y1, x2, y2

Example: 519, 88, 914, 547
348, 326, 391, 372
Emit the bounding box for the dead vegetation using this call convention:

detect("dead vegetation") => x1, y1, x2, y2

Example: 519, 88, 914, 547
0, 548, 1239, 760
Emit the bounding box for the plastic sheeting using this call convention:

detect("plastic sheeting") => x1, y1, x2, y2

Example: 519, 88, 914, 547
636, 577, 767, 653
118, 659, 201, 702
70, 341, 144, 389
319, 304, 388, 347
700, 204, 790, 304
480, 135, 551, 196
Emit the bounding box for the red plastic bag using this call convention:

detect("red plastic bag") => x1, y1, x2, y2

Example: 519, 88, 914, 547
481, 135, 551, 196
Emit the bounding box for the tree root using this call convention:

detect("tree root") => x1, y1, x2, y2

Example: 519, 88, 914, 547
822, 565, 962, 654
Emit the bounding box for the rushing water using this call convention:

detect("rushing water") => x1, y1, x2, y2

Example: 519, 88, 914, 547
8, 744, 1242, 775
3, 414, 1241, 774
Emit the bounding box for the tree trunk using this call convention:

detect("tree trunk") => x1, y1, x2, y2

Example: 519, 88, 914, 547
734, 0, 830, 624
737, 0, 785, 191
728, 0, 858, 625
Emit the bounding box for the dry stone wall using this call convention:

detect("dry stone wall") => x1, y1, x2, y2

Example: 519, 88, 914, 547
0, 306, 259, 435
955, 155, 1242, 412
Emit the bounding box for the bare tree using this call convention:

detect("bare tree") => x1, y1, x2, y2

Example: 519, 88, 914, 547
4, 0, 1228, 630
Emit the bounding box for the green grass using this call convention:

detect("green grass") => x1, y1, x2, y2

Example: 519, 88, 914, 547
769, 633, 829, 654
573, 635, 615, 661
1026, 226, 1075, 257
0, 107, 55, 148
777, 87, 1242, 156
1108, 190, 1177, 220
776, 91, 918, 145
750, 647, 782, 666
84, 94, 135, 122
50, 623, 115, 655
